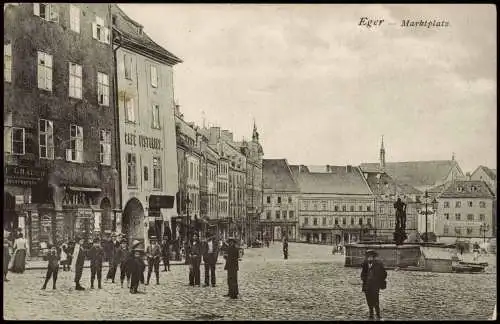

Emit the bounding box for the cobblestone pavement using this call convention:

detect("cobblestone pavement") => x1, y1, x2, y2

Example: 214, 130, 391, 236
3, 242, 496, 320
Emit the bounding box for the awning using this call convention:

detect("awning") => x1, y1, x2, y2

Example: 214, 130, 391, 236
68, 186, 102, 192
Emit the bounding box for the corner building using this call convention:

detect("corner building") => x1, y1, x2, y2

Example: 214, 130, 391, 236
112, 5, 181, 246
4, 4, 118, 255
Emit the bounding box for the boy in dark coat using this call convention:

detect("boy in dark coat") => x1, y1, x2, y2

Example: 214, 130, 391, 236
283, 237, 289, 260
360, 250, 387, 320
224, 237, 239, 299
129, 240, 146, 294
41, 245, 60, 290
88, 238, 105, 289
202, 232, 219, 287
118, 240, 131, 288
161, 237, 171, 272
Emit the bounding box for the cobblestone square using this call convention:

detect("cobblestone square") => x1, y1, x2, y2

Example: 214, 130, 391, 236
3, 243, 496, 320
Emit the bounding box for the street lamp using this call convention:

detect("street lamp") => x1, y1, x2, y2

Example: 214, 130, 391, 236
416, 191, 438, 242
480, 223, 490, 244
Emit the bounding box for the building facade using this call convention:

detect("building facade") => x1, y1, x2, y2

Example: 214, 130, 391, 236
435, 180, 495, 245
262, 159, 300, 241
471, 166, 496, 195
112, 5, 181, 247
4, 3, 118, 255
199, 137, 219, 234
291, 165, 376, 244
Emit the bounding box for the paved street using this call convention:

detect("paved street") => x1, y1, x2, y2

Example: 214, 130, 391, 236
3, 242, 496, 321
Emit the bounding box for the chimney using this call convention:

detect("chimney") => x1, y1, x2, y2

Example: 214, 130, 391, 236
326, 164, 330, 172
466, 172, 471, 181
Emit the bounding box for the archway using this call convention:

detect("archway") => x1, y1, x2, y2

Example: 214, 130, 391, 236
4, 192, 18, 233
122, 198, 144, 244
100, 198, 112, 233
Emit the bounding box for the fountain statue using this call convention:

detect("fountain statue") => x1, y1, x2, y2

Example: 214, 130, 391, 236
393, 197, 407, 245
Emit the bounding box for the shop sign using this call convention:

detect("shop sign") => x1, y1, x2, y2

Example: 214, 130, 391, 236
125, 133, 162, 150
5, 165, 46, 186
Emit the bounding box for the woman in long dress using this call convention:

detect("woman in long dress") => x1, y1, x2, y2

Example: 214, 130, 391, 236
10, 233, 28, 273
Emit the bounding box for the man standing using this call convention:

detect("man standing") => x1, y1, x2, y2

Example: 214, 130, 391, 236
188, 232, 202, 286
202, 232, 219, 287
118, 240, 130, 288
224, 237, 239, 299
283, 237, 289, 260
129, 240, 146, 294
71, 237, 86, 291
146, 237, 162, 285
161, 237, 171, 272
88, 238, 104, 289
360, 250, 387, 320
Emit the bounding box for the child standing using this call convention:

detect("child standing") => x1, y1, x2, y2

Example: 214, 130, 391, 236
129, 247, 146, 294
60, 243, 69, 271
42, 245, 60, 290
88, 238, 104, 289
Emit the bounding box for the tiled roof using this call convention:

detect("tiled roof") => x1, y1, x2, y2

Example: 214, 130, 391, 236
113, 5, 182, 65
364, 172, 421, 197
289, 165, 310, 180
295, 166, 373, 195
263, 159, 299, 192
438, 180, 495, 199
360, 160, 463, 188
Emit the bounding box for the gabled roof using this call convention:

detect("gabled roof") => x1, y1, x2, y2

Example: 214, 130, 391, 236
438, 180, 495, 199
360, 160, 463, 188
364, 172, 421, 197
113, 5, 182, 65
289, 165, 310, 180
263, 159, 299, 192
473, 165, 497, 181
294, 166, 373, 195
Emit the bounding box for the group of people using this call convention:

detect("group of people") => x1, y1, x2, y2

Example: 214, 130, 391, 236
184, 231, 240, 299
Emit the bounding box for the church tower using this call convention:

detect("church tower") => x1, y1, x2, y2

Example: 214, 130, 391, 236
252, 119, 259, 143
379, 135, 386, 169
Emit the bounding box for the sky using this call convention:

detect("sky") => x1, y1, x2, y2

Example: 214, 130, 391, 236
119, 4, 496, 173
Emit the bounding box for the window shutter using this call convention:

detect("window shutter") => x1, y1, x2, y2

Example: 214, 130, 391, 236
33, 3, 40, 16
92, 22, 98, 40
49, 5, 59, 23
105, 28, 110, 44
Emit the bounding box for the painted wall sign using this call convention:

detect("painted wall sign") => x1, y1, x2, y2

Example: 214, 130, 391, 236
125, 133, 161, 150
5, 165, 46, 186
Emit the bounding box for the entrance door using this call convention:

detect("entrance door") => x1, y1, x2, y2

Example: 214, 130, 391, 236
4, 193, 18, 233
122, 198, 145, 244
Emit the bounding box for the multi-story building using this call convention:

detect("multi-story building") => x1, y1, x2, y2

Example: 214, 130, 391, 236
112, 5, 181, 247
199, 135, 219, 234
225, 141, 247, 239
262, 159, 300, 241
237, 123, 264, 241
435, 180, 495, 245
4, 3, 118, 255
174, 107, 201, 241
291, 165, 375, 244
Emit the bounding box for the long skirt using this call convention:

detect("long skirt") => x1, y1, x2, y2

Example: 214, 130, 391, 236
10, 249, 26, 273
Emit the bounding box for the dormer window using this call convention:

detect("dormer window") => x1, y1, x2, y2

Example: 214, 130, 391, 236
457, 186, 464, 192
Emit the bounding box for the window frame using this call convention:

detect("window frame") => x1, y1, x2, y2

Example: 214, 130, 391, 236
33, 3, 59, 23
99, 129, 111, 166
97, 72, 109, 106
37, 51, 53, 91
150, 65, 158, 88
68, 62, 82, 99
68, 124, 83, 163
92, 15, 110, 44
124, 54, 133, 80
39, 119, 54, 159
153, 156, 162, 190
127, 153, 137, 187
152, 104, 160, 129
11, 127, 25, 155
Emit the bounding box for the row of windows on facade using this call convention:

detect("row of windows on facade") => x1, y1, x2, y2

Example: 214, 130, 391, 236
443, 213, 486, 222
303, 216, 373, 226
266, 196, 294, 204
4, 46, 163, 130
443, 225, 490, 236
443, 201, 488, 208
302, 202, 373, 212
6, 121, 111, 165
126, 153, 162, 190
33, 4, 110, 44
266, 210, 295, 220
